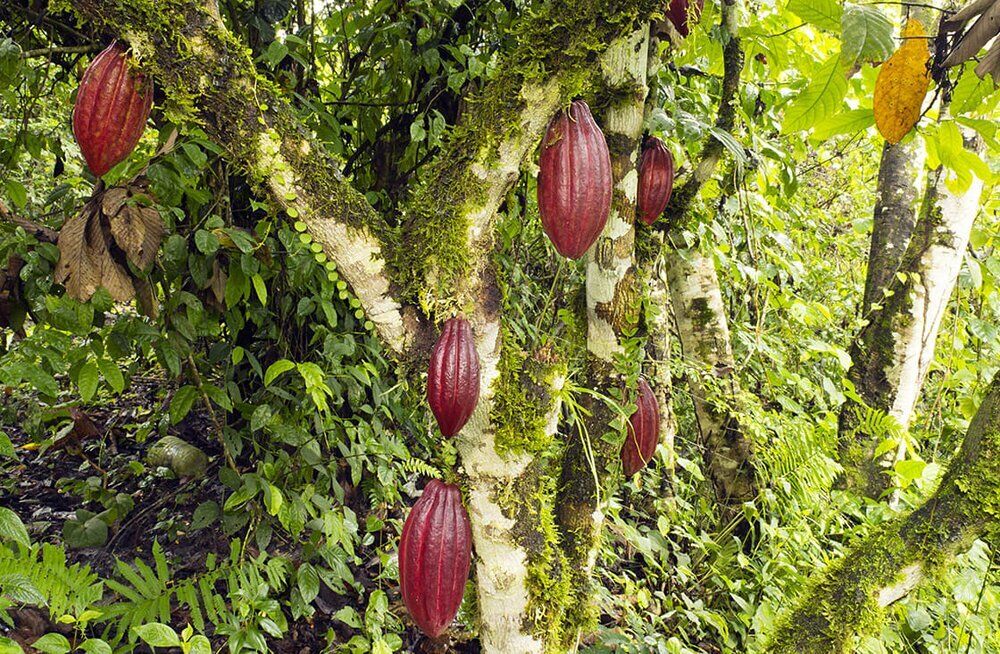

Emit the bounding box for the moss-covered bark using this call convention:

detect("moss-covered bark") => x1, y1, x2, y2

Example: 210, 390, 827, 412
769, 373, 1000, 653
665, 232, 757, 510
862, 140, 925, 313
395, 0, 661, 316
71, 0, 412, 353
838, 127, 984, 499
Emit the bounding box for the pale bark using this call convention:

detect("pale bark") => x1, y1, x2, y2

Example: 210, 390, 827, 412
839, 128, 985, 498
456, 291, 561, 654
666, 236, 757, 507
769, 373, 1000, 654
647, 249, 678, 486
862, 140, 926, 313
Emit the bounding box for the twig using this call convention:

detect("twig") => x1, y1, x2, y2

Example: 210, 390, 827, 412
186, 354, 238, 471
20, 44, 100, 59
654, 0, 744, 235
0, 200, 59, 243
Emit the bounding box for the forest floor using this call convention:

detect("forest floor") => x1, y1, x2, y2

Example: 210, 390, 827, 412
0, 380, 477, 653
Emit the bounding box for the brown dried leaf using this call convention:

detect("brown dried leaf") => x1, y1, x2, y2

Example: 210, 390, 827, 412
85, 214, 134, 302
209, 260, 227, 305
101, 187, 129, 217
110, 204, 164, 271
56, 209, 101, 301
874, 20, 932, 144
134, 277, 160, 318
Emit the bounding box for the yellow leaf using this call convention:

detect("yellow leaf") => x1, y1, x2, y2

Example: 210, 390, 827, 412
874, 19, 932, 144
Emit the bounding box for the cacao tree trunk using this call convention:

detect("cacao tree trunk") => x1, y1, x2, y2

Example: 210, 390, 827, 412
768, 372, 1000, 654
647, 249, 678, 489
555, 25, 650, 644
838, 127, 985, 499
665, 234, 757, 509
862, 139, 926, 313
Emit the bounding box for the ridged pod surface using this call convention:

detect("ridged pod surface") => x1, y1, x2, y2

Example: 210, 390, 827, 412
73, 42, 153, 177
637, 137, 675, 226
398, 480, 472, 638
536, 100, 612, 259
667, 0, 705, 37
427, 317, 480, 437
621, 378, 661, 476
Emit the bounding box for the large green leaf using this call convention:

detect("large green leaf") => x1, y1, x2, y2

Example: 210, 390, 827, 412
782, 54, 850, 133
787, 0, 843, 32
841, 4, 894, 65
811, 108, 875, 141
0, 507, 30, 549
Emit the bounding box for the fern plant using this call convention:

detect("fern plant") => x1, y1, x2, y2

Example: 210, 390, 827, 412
0, 542, 104, 619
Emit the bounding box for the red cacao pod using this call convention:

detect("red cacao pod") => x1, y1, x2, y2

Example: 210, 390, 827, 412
427, 317, 480, 437
73, 42, 153, 177
399, 480, 473, 638
637, 137, 675, 226
621, 378, 661, 476
667, 0, 705, 37
537, 100, 612, 259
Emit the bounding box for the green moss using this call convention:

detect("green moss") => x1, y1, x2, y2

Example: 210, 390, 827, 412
491, 329, 565, 457
494, 468, 574, 650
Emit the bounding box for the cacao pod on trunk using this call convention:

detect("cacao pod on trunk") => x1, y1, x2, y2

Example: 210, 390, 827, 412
73, 42, 153, 177
537, 100, 612, 259
637, 137, 675, 226
667, 0, 705, 37
427, 317, 480, 437
621, 378, 661, 476
399, 480, 473, 638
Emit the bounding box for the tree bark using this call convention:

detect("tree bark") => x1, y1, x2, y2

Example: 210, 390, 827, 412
665, 234, 757, 509
768, 373, 1000, 654
862, 140, 926, 313
647, 248, 678, 489
838, 128, 985, 499
555, 24, 650, 643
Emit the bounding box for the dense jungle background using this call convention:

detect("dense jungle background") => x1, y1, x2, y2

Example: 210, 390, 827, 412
0, 0, 999, 652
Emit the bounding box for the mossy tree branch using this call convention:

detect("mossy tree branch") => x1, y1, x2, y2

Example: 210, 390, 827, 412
71, 0, 411, 354
653, 0, 744, 234
396, 0, 662, 317
838, 127, 985, 499
769, 373, 1000, 653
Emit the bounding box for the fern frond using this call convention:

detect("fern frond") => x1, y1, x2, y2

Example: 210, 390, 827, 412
0, 543, 103, 618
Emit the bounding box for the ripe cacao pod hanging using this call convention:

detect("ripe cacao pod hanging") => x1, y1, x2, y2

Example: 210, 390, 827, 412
621, 378, 661, 476
537, 100, 612, 259
398, 480, 473, 638
667, 0, 705, 38
73, 42, 153, 177
637, 137, 675, 226
427, 317, 480, 437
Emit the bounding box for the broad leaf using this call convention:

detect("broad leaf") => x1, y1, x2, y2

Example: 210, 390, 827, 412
787, 0, 843, 32
783, 54, 849, 133
841, 4, 894, 65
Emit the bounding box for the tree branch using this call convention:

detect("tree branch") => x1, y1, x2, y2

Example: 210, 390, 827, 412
0, 201, 59, 243
767, 373, 1000, 653
654, 0, 744, 233
70, 0, 410, 355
